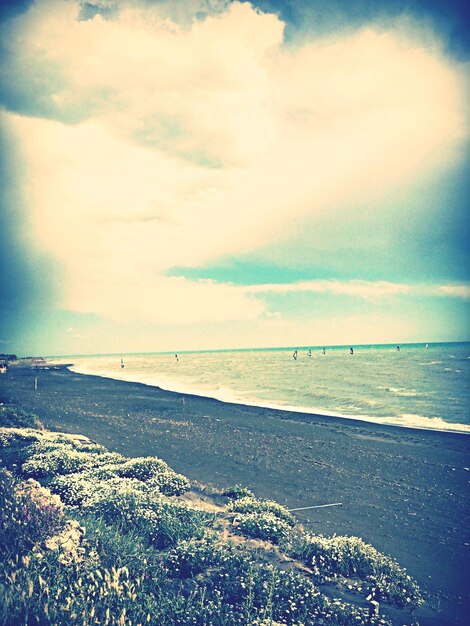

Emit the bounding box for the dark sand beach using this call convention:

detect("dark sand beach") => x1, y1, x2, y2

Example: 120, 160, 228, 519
1, 363, 469, 625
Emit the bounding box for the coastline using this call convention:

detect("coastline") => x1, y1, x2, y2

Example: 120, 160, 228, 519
1, 363, 469, 625
65, 343, 470, 436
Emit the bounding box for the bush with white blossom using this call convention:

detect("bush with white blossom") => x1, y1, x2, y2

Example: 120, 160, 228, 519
235, 511, 293, 544
228, 496, 296, 526
291, 533, 422, 608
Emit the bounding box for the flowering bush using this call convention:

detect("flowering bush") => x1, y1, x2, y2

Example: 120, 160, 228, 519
235, 512, 292, 544
81, 478, 206, 548
164, 535, 229, 578
204, 556, 382, 626
108, 456, 171, 480
0, 469, 64, 556
292, 533, 422, 608
145, 471, 190, 496
228, 497, 295, 526
48, 463, 189, 506
0, 428, 45, 469
48, 471, 100, 505
21, 446, 94, 478
223, 484, 255, 500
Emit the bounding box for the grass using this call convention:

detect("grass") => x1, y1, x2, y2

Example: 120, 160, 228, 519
0, 412, 423, 625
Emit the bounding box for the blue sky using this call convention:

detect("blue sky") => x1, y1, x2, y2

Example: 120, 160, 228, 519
0, 0, 469, 356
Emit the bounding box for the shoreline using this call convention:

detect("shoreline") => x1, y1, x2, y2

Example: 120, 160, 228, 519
1, 363, 470, 625
68, 363, 470, 436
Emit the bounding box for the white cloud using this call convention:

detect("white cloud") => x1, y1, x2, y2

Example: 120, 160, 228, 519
3, 0, 469, 327
66, 275, 265, 324
245, 279, 470, 300
435, 284, 470, 300
246, 279, 412, 298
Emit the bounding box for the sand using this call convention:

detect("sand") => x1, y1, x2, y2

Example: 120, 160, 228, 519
1, 363, 469, 625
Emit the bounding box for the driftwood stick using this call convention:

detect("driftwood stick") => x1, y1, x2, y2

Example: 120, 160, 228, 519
289, 502, 342, 512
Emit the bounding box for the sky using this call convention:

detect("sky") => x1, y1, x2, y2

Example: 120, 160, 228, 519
0, 0, 469, 357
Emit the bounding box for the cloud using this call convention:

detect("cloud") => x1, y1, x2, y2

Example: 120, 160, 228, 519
2, 0, 469, 327
66, 275, 265, 324
245, 279, 470, 300
246, 279, 412, 298
436, 284, 470, 299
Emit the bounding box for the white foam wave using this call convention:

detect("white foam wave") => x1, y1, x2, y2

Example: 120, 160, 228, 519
379, 386, 419, 397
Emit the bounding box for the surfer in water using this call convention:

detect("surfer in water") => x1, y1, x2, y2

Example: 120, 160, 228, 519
308, 348, 312, 357
121, 358, 124, 369
293, 350, 298, 360
396, 345, 400, 351
349, 347, 354, 355
322, 347, 326, 355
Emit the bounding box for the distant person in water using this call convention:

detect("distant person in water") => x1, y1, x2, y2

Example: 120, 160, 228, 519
308, 348, 312, 357
350, 347, 354, 355
322, 347, 326, 355
396, 345, 400, 351
426, 344, 429, 350
175, 354, 179, 362
121, 358, 124, 369
293, 350, 298, 360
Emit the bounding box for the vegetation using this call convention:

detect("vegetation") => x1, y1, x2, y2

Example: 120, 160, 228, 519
0, 405, 43, 430
0, 407, 423, 625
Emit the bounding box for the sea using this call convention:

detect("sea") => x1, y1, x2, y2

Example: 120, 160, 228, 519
56, 342, 470, 434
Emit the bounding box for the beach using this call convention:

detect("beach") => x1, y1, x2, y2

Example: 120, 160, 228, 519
1, 363, 469, 625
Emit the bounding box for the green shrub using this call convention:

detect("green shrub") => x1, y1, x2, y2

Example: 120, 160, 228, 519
81, 479, 207, 548
235, 512, 292, 545
73, 511, 167, 578
0, 428, 44, 469
0, 551, 164, 626
0, 406, 43, 430
228, 497, 296, 526
48, 472, 101, 505
110, 456, 170, 480
292, 533, 422, 608
145, 471, 190, 496
21, 446, 94, 478
164, 535, 230, 578
223, 484, 255, 500
204, 556, 378, 626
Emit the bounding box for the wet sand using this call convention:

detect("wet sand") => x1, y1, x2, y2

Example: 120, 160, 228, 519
1, 364, 469, 625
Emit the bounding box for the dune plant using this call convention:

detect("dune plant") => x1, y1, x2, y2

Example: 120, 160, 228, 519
107, 456, 171, 480
0, 406, 43, 430
81, 478, 207, 548
21, 446, 95, 478
228, 496, 296, 526
0, 469, 64, 557
0, 428, 45, 469
235, 512, 293, 545
291, 532, 422, 608
223, 484, 255, 500
164, 535, 231, 578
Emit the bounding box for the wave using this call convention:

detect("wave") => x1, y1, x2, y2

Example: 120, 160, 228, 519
378, 386, 419, 397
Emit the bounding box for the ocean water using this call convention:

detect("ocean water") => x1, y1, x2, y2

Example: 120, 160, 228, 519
59, 342, 470, 434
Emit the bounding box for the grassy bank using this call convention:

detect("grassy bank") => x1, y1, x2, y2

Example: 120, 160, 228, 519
0, 405, 422, 625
